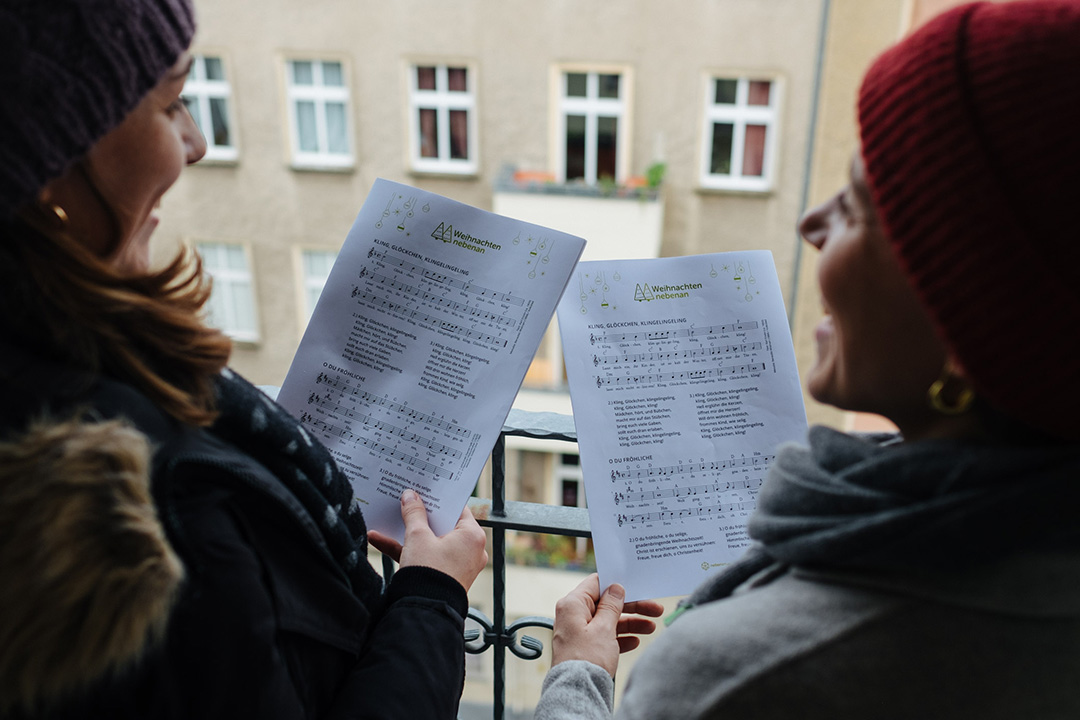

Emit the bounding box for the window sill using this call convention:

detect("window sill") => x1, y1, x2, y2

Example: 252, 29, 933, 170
406, 168, 481, 182
192, 156, 239, 169
695, 184, 776, 199
289, 162, 356, 174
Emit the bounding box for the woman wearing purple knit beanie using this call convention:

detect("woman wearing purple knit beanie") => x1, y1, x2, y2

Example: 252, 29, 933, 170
536, 2, 1080, 719
0, 1, 486, 718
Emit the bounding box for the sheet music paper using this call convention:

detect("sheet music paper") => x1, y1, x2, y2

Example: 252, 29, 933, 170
557, 251, 807, 601
278, 179, 585, 539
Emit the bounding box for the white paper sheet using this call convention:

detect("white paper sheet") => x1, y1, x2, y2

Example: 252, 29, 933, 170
557, 251, 807, 601
278, 179, 585, 539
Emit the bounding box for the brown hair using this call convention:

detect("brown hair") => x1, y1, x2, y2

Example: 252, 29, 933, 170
1, 206, 232, 426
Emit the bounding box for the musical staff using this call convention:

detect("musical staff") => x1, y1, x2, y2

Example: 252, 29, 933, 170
314, 371, 475, 439
351, 289, 510, 349
367, 269, 518, 328
303, 395, 462, 459
613, 476, 764, 504
596, 363, 766, 387
367, 247, 525, 305
590, 320, 760, 345
610, 455, 775, 483
617, 500, 757, 527
592, 343, 763, 367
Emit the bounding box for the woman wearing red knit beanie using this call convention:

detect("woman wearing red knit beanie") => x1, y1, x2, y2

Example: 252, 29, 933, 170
536, 2, 1080, 719
0, 1, 486, 717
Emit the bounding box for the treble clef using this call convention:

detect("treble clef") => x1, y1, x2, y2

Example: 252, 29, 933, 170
368, 247, 375, 258
593, 355, 600, 367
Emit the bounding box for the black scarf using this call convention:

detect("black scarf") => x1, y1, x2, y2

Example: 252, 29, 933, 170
210, 369, 385, 608
680, 425, 1080, 611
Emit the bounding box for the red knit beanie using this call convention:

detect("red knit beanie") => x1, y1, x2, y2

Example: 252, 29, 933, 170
858, 0, 1080, 440
0, 0, 196, 220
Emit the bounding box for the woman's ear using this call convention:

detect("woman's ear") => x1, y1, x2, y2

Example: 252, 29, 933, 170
34, 161, 120, 257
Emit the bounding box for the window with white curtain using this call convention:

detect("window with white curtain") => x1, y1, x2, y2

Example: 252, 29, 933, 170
286, 59, 353, 169
181, 55, 237, 162
197, 242, 259, 342
409, 64, 477, 174
300, 248, 337, 327
701, 76, 779, 192
558, 70, 626, 185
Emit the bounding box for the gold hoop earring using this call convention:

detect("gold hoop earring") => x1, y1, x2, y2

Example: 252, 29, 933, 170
927, 366, 975, 415
46, 203, 69, 228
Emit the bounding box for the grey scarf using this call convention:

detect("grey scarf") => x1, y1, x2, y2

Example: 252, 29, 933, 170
679, 425, 1080, 612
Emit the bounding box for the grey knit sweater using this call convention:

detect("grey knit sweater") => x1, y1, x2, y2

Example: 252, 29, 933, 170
537, 552, 1080, 719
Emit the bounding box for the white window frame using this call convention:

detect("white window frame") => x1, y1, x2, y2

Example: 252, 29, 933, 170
182, 54, 238, 162
700, 75, 780, 192
197, 241, 260, 343
407, 63, 478, 175
285, 59, 354, 169
554, 66, 631, 185
297, 247, 338, 332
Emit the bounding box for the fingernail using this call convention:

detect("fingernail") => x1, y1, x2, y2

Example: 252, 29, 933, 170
609, 584, 625, 600
402, 489, 417, 503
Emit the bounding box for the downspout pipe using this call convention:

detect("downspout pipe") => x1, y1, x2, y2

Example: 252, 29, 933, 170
788, 0, 832, 329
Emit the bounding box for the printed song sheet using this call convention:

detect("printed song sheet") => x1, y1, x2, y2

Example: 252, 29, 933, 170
278, 179, 585, 539
557, 251, 807, 600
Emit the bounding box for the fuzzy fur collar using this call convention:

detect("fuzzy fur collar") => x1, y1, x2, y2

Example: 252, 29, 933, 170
0, 417, 183, 714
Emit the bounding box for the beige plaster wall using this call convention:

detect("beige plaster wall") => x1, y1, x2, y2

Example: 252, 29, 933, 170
154, 0, 827, 390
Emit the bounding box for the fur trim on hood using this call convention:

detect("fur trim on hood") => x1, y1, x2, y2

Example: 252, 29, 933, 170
0, 417, 184, 714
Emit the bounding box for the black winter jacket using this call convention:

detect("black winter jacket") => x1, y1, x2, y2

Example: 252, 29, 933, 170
0, 343, 469, 719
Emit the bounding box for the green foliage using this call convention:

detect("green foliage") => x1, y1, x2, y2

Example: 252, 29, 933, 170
645, 161, 667, 189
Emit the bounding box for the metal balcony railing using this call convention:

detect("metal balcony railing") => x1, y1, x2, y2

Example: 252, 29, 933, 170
380, 408, 586, 720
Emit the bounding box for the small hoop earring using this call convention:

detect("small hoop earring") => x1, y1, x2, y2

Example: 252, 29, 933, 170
927, 367, 975, 415
47, 203, 69, 227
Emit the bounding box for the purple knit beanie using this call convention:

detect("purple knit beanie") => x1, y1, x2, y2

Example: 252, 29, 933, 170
0, 0, 196, 220
858, 0, 1080, 440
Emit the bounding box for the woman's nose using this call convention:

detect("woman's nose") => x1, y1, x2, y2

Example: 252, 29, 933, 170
798, 199, 828, 250
183, 106, 207, 165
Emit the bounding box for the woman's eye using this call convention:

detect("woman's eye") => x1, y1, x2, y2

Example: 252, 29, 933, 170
167, 99, 187, 116
834, 190, 850, 216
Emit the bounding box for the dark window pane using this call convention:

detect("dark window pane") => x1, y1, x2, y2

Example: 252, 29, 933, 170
598, 74, 620, 99
560, 453, 580, 466
566, 73, 587, 97
417, 66, 436, 90
743, 124, 767, 176
448, 67, 467, 92
565, 114, 586, 180
419, 108, 438, 158
449, 109, 468, 159
561, 479, 579, 507
210, 97, 231, 147
710, 122, 734, 174
714, 78, 737, 104
204, 56, 224, 81
748, 80, 771, 106
597, 115, 618, 180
